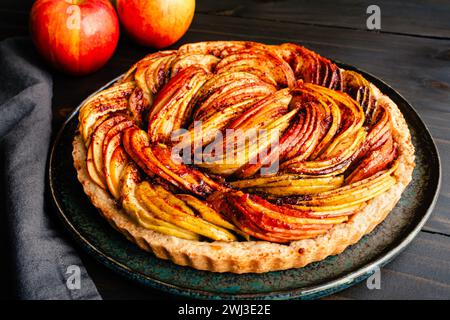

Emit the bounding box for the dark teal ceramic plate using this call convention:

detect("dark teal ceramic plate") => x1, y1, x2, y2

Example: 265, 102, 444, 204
49, 64, 440, 300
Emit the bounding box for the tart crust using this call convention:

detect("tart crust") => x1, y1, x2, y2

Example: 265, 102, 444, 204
72, 82, 415, 274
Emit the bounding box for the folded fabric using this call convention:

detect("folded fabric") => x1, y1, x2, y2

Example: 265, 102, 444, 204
0, 37, 101, 300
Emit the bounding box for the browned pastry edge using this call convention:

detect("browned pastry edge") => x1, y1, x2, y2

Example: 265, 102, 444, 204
72, 81, 415, 274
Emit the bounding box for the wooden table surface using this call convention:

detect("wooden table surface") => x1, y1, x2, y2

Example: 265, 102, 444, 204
1, 0, 450, 300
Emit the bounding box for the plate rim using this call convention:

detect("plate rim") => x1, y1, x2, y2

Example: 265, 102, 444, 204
48, 64, 441, 300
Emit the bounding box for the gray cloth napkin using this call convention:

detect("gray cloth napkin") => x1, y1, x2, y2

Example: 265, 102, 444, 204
0, 37, 101, 300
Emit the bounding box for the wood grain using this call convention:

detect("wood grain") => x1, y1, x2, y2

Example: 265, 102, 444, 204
197, 0, 450, 39
329, 232, 450, 299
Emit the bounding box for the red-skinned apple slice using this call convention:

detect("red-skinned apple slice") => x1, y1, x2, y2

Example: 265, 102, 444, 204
171, 53, 220, 76
215, 48, 296, 88
101, 120, 134, 198
90, 114, 129, 182
78, 82, 135, 144
107, 145, 129, 199
86, 142, 106, 189
148, 66, 210, 143
122, 127, 226, 197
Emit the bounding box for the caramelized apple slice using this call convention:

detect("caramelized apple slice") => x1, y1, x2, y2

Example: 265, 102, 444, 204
78, 82, 135, 144
106, 146, 129, 199
215, 48, 296, 88
346, 135, 398, 183
89, 114, 128, 183
173, 72, 276, 149
125, 52, 177, 125
210, 191, 345, 243
228, 88, 292, 131
118, 50, 175, 84
128, 87, 149, 127
177, 194, 239, 232
142, 52, 176, 95
281, 128, 366, 175
193, 72, 276, 122
171, 53, 220, 76
234, 95, 323, 178
343, 70, 377, 121
148, 66, 209, 143
120, 164, 200, 240
122, 127, 225, 196
101, 120, 134, 198
295, 163, 398, 207
199, 109, 296, 176
276, 43, 342, 90
136, 182, 237, 241
231, 175, 343, 196
177, 41, 264, 58
86, 142, 106, 189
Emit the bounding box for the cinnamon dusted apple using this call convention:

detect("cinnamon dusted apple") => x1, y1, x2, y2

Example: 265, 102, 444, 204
73, 41, 414, 273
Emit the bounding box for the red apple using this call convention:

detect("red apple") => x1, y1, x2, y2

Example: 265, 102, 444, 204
116, 0, 195, 48
30, 0, 119, 75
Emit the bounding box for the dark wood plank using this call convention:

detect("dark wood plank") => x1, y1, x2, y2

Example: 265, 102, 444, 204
328, 231, 450, 299
197, 0, 450, 39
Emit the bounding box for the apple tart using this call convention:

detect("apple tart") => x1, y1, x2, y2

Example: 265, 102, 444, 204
73, 41, 415, 273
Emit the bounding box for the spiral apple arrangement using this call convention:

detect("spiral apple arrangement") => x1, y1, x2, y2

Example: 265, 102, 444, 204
76, 41, 400, 243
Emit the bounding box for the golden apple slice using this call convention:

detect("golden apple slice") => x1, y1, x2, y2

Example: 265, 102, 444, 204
136, 182, 237, 241
120, 164, 200, 240
153, 185, 196, 216
243, 194, 348, 226
232, 175, 344, 196
296, 163, 398, 207
281, 128, 366, 175
177, 194, 239, 232
290, 203, 364, 217
78, 81, 135, 144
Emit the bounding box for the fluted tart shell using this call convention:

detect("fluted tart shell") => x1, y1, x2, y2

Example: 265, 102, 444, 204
73, 78, 414, 273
